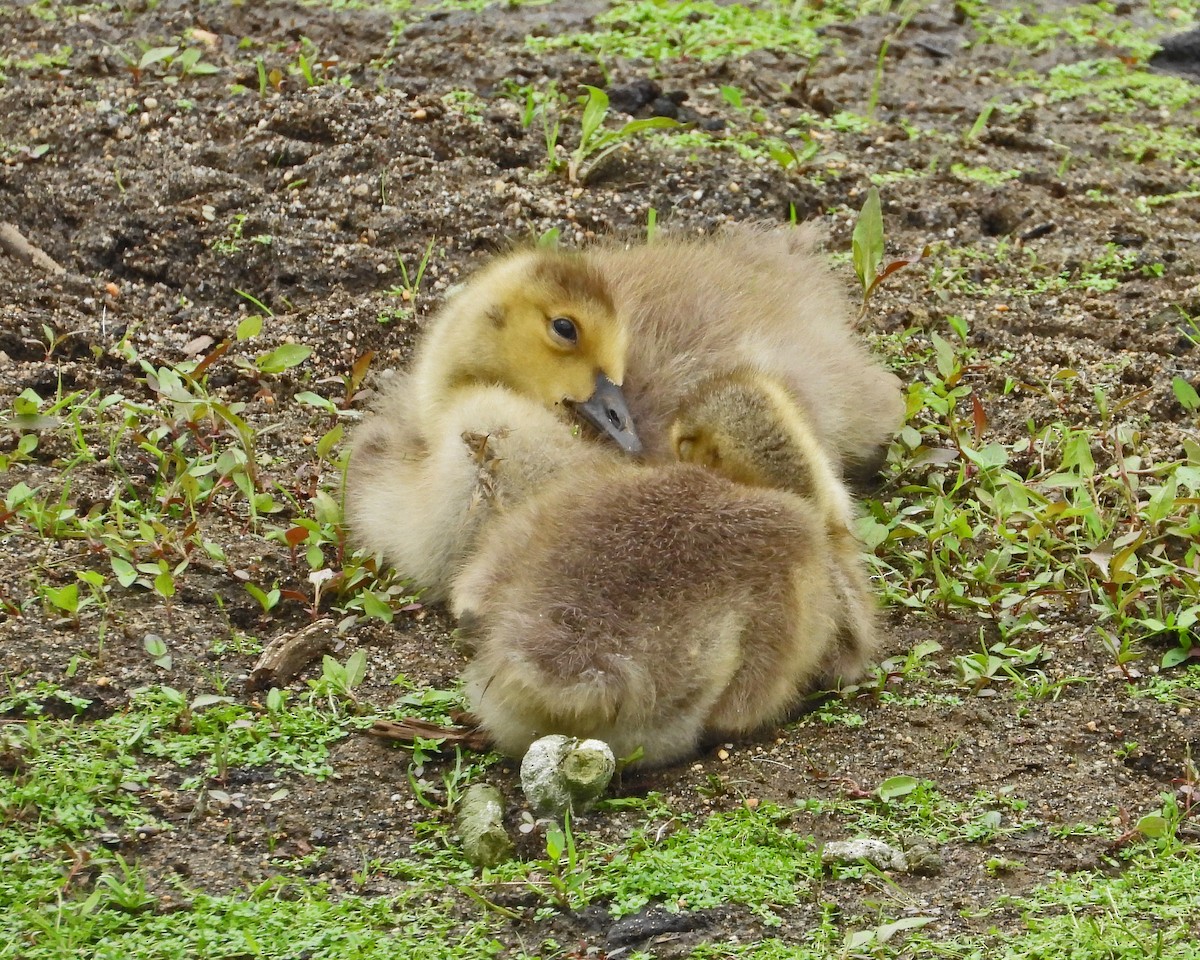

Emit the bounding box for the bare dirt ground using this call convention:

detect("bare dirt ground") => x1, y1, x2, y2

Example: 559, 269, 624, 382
2, 0, 1199, 956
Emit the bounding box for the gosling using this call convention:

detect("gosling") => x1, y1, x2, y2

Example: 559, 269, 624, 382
453, 374, 877, 767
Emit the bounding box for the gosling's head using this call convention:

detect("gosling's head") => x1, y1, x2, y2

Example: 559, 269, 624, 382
670, 369, 829, 499
430, 249, 641, 453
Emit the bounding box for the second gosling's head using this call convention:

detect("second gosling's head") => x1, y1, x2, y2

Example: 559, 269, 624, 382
433, 249, 640, 453
670, 369, 832, 499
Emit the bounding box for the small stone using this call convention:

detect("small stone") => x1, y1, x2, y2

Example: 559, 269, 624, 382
901, 841, 944, 876
821, 838, 908, 872
456, 784, 513, 868
521, 735, 615, 816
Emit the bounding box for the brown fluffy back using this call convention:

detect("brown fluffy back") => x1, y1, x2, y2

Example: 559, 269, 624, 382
454, 463, 857, 765
587, 223, 903, 480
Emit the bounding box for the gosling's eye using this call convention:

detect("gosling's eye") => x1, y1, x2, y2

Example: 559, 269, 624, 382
550, 316, 578, 344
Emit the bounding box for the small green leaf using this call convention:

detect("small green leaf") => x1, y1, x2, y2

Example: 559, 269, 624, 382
1162, 647, 1192, 669
316, 424, 344, 460
312, 489, 341, 527
153, 569, 175, 599
852, 187, 884, 297
930, 331, 956, 381
878, 775, 919, 801
855, 516, 890, 551
176, 48, 202, 71
295, 391, 337, 412
344, 650, 367, 689
78, 570, 106, 589
616, 116, 682, 137
361, 591, 393, 623
5, 481, 35, 509
111, 556, 138, 587
579, 85, 609, 146
190, 694, 233, 711
1060, 433, 1096, 477
545, 824, 565, 861
44, 583, 79, 614
13, 389, 43, 416
138, 46, 177, 70
143, 634, 171, 669
236, 315, 263, 340
144, 635, 167, 657
960, 443, 1009, 470
256, 343, 312, 374
1135, 814, 1168, 839
245, 582, 279, 612
720, 85, 744, 109
321, 655, 346, 684
1172, 376, 1199, 412
877, 916, 935, 942
912, 640, 944, 659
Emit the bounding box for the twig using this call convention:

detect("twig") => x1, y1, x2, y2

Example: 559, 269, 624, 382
246, 618, 336, 691
362, 716, 491, 752
0, 222, 65, 275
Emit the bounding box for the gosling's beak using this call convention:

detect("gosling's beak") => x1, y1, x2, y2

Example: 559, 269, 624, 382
571, 372, 643, 455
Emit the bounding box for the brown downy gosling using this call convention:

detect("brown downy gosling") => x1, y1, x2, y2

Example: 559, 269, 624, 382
452, 373, 877, 768
587, 222, 904, 487
345, 246, 641, 598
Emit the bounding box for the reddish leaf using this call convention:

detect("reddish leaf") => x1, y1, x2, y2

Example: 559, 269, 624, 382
865, 245, 931, 299
350, 350, 375, 390
971, 394, 988, 445
191, 340, 231, 379
284, 526, 308, 548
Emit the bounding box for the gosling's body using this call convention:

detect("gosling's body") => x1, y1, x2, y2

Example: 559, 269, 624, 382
453, 373, 877, 768
671, 368, 876, 684
454, 460, 857, 767
589, 223, 904, 484
345, 378, 611, 601
346, 245, 633, 599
